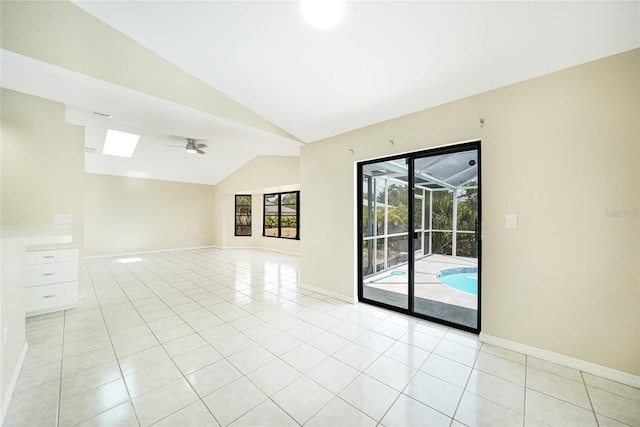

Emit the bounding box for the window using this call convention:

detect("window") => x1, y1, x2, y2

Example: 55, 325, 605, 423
235, 195, 252, 236
263, 191, 299, 239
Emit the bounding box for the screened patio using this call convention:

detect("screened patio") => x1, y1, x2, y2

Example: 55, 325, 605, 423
360, 148, 479, 328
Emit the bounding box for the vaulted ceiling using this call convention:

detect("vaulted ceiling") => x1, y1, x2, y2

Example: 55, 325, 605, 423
1, 1, 638, 185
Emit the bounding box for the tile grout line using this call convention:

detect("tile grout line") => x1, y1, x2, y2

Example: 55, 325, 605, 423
55, 310, 66, 427
117, 252, 296, 426
580, 370, 601, 427
86, 261, 143, 427
376, 326, 433, 425
192, 301, 322, 425
448, 334, 481, 425
298, 313, 395, 425
111, 256, 217, 427
523, 355, 528, 427
186, 298, 383, 424
21, 248, 632, 427
217, 311, 341, 425
349, 318, 457, 425
523, 361, 607, 424
153, 284, 230, 426
96, 250, 277, 424
91, 261, 351, 424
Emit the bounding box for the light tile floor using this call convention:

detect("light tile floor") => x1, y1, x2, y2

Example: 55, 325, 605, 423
5, 248, 639, 427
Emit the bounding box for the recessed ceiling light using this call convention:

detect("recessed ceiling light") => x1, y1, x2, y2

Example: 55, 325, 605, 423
103, 129, 140, 158
301, 0, 343, 30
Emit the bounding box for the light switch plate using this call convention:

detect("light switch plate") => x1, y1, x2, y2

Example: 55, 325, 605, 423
506, 214, 518, 229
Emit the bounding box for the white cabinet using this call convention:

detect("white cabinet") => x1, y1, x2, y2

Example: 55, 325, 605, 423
25, 248, 78, 317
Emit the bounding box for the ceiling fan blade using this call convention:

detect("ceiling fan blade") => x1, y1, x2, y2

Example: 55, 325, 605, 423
166, 139, 206, 154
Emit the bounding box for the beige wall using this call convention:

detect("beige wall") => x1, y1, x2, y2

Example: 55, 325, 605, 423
84, 174, 215, 257
213, 155, 300, 254
1, 89, 85, 236
0, 89, 218, 260
300, 49, 640, 375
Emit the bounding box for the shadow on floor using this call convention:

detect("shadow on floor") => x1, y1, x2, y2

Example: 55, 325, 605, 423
363, 286, 477, 330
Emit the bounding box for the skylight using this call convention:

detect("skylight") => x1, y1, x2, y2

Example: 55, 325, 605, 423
103, 129, 140, 158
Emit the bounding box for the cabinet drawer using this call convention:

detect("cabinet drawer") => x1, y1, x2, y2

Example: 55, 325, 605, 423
26, 282, 77, 313
26, 261, 78, 287
26, 248, 78, 265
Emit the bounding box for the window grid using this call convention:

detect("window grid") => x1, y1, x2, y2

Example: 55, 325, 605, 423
263, 191, 299, 240
235, 194, 252, 236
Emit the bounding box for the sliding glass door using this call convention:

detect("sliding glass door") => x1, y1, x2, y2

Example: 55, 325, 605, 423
358, 142, 481, 333
411, 147, 480, 330
361, 158, 409, 310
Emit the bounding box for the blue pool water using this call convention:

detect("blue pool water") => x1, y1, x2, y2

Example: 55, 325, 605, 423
390, 270, 406, 276
436, 267, 478, 295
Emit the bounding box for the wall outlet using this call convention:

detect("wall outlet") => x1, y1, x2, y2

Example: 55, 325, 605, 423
505, 214, 518, 229
54, 214, 73, 224
311, 260, 317, 269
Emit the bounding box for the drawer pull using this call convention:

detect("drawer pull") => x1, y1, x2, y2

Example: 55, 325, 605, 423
43, 273, 56, 276
43, 255, 56, 258
43, 294, 57, 299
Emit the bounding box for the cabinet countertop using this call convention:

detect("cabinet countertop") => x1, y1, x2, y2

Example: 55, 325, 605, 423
1, 226, 74, 248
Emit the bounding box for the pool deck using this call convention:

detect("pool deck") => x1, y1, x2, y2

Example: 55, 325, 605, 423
365, 254, 478, 309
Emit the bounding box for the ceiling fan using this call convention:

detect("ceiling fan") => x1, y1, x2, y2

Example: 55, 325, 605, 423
166, 138, 207, 155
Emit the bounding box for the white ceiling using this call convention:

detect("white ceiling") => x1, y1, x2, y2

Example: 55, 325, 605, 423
2, 1, 639, 185
0, 50, 302, 185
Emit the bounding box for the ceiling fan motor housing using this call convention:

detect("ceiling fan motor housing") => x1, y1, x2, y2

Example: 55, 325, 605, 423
186, 138, 206, 154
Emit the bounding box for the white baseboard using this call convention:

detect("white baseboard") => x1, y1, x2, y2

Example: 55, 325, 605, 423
299, 282, 355, 303
1, 341, 28, 425
84, 245, 301, 259
217, 246, 300, 256
26, 303, 77, 318
84, 245, 217, 260
479, 333, 640, 389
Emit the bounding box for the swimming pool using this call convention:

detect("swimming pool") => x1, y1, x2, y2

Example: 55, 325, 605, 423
436, 267, 478, 295
366, 269, 406, 283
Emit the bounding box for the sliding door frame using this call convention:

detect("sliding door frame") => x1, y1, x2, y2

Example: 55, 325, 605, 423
357, 141, 482, 334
